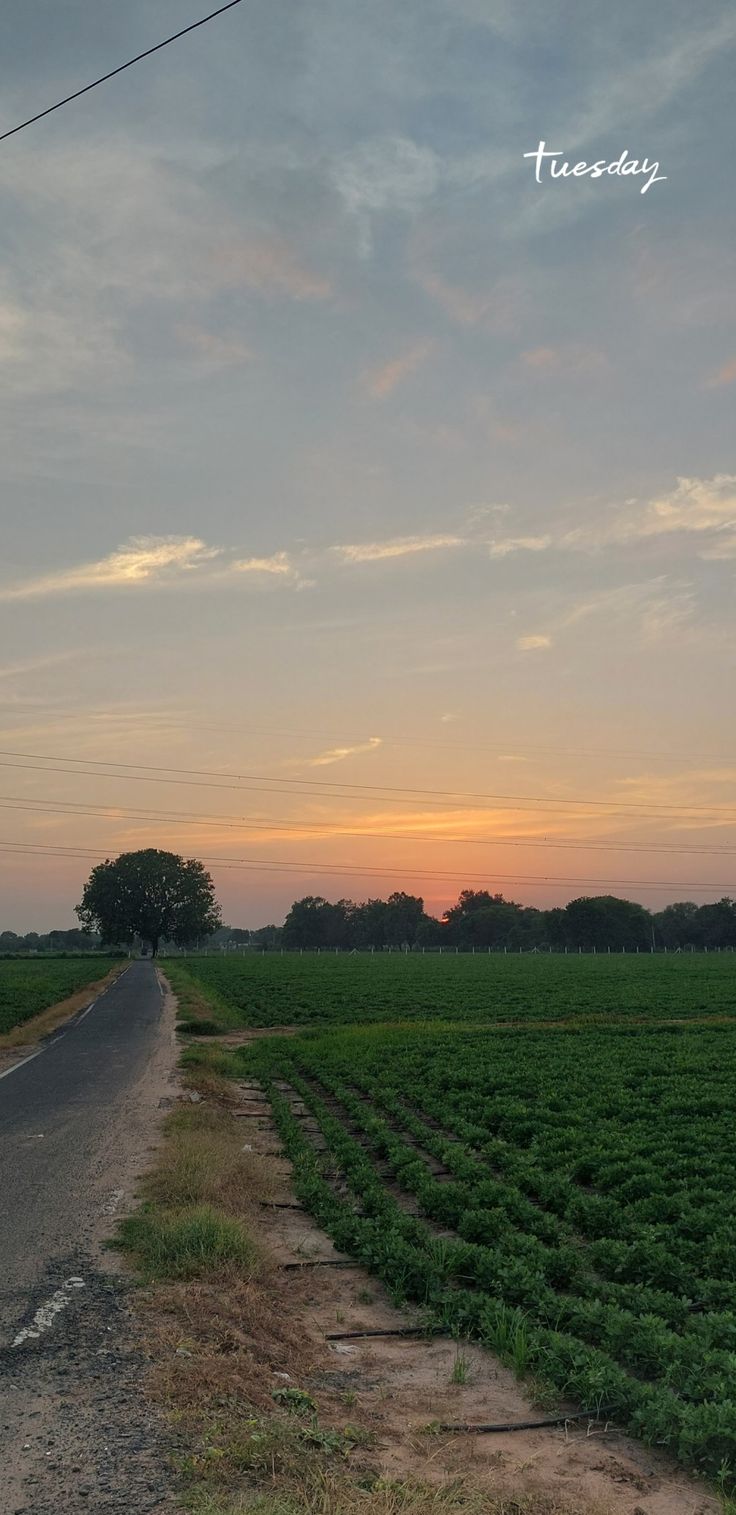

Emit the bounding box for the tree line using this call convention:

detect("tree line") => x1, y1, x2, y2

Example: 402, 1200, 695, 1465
215, 890, 736, 952
0, 928, 103, 955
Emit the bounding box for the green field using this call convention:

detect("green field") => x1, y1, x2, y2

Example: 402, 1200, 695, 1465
242, 1018, 736, 1480
170, 949, 736, 1030
0, 957, 121, 1035
178, 950, 736, 1480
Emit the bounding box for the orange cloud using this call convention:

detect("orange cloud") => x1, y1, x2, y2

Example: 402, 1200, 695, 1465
706, 358, 736, 388
517, 634, 552, 651
363, 342, 432, 398
214, 236, 331, 300
333, 533, 463, 564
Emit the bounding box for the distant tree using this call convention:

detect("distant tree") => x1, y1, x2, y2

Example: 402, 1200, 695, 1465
544, 907, 569, 948
281, 896, 351, 949
251, 924, 282, 948
76, 848, 221, 957
443, 891, 528, 948
696, 897, 736, 949
653, 901, 701, 950
349, 898, 389, 948
562, 895, 651, 951
382, 892, 427, 947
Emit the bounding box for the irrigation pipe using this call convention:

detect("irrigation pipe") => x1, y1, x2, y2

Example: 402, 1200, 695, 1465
437, 1406, 616, 1434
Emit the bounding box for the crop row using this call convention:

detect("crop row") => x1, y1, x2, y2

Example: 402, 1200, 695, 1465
244, 1017, 736, 1481
256, 1066, 736, 1482
269, 1020, 736, 1287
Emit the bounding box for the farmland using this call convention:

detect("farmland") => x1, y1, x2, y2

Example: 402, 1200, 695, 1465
170, 949, 736, 1029
176, 949, 736, 1480
240, 1017, 736, 1480
0, 957, 122, 1035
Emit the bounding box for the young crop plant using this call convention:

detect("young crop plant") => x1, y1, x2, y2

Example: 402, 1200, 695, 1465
243, 1016, 736, 1486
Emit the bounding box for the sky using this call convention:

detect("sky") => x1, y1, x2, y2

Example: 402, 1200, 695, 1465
0, 0, 735, 930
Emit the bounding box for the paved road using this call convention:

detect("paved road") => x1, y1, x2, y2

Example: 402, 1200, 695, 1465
0, 960, 178, 1514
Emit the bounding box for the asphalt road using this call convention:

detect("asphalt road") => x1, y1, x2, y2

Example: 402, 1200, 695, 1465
0, 959, 178, 1514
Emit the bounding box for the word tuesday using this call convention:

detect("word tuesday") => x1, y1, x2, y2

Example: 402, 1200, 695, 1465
524, 141, 666, 194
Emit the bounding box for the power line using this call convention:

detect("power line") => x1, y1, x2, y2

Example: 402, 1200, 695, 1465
0, 750, 734, 822
0, 0, 244, 144
1, 794, 736, 858
0, 839, 731, 894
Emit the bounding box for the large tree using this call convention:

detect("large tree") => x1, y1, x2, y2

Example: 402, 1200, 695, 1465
76, 848, 221, 957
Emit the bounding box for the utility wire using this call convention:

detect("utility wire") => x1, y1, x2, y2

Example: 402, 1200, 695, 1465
1, 795, 735, 858
0, 0, 244, 144
0, 750, 734, 821
0, 839, 730, 893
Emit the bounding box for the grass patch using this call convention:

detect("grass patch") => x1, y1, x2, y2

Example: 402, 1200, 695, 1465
181, 1042, 242, 1079
118, 1204, 260, 1282
166, 962, 240, 1034
118, 1101, 277, 1283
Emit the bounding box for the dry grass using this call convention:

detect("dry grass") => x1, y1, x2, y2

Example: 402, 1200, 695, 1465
185, 1469, 612, 1515
143, 1103, 280, 1215
0, 962, 126, 1050
139, 1271, 314, 1417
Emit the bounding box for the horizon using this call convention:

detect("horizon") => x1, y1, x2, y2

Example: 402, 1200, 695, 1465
1, 2, 735, 931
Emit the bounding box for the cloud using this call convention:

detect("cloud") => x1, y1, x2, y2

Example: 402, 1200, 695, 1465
363, 342, 432, 398
333, 135, 439, 218
414, 263, 523, 333
706, 358, 736, 388
308, 736, 383, 767
0, 537, 220, 601
232, 551, 313, 590
333, 533, 464, 563
562, 474, 736, 553
516, 634, 552, 651
213, 236, 331, 300
489, 535, 552, 559
560, 578, 698, 644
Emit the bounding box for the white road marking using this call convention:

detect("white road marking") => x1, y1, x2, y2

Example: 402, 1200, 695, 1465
0, 1048, 44, 1082
12, 1276, 86, 1347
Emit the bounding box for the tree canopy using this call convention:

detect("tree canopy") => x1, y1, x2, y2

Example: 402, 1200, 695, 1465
76, 848, 221, 956
225, 890, 736, 952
